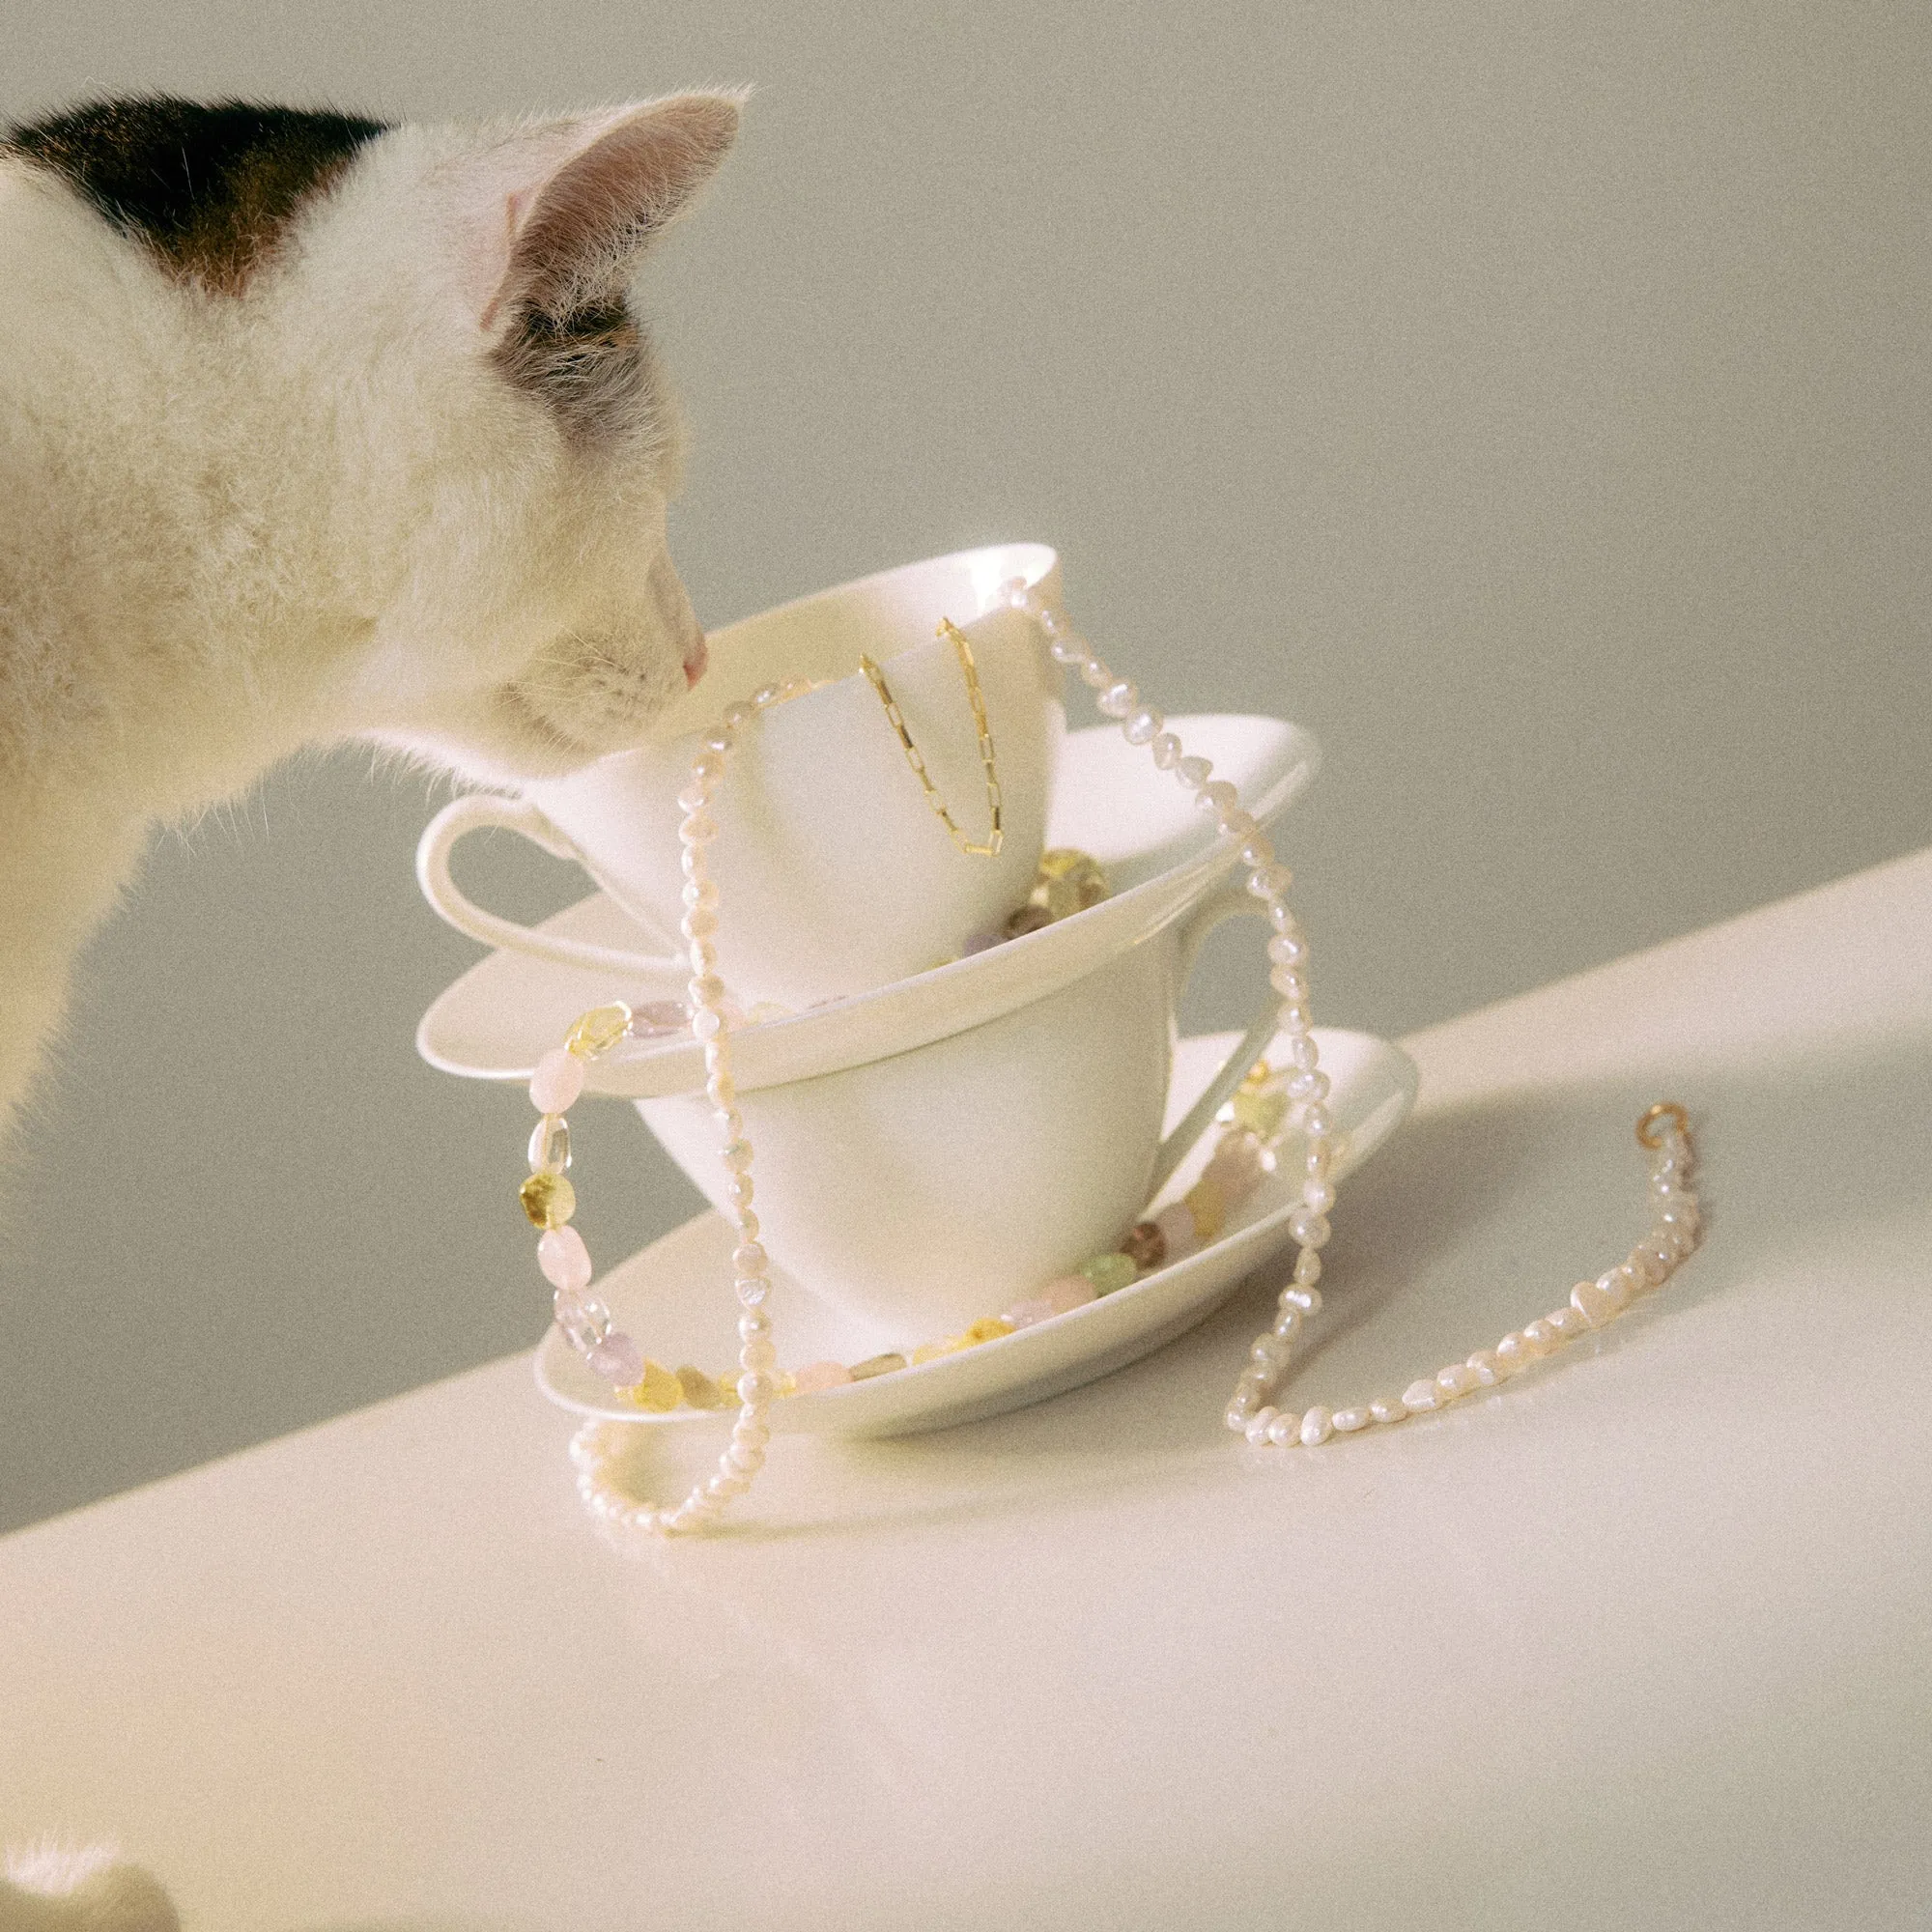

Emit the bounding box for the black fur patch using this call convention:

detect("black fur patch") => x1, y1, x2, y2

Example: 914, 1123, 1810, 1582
4, 95, 387, 293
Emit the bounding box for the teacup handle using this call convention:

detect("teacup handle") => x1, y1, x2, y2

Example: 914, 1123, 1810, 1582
415, 794, 690, 987
1146, 881, 1285, 1200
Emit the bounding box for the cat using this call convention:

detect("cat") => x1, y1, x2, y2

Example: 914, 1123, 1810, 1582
0, 90, 742, 1125
0, 1844, 176, 1932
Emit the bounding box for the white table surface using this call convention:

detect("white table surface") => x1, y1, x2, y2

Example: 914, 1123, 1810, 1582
5, 850, 1929, 1931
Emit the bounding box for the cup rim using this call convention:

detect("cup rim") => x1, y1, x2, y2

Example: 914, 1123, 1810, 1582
639, 542, 1061, 747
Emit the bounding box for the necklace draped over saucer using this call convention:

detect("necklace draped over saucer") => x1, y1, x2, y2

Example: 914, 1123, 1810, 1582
508, 584, 1703, 1535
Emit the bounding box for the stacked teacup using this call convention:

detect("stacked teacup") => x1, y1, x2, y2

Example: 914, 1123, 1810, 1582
418, 546, 1325, 1392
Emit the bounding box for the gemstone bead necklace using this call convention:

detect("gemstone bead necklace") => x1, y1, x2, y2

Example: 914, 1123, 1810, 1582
518, 586, 1701, 1534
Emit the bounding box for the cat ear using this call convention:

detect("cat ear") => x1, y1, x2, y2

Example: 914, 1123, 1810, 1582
479, 94, 740, 328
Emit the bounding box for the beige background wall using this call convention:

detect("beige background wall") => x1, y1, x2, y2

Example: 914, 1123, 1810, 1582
3, 1, 1926, 1532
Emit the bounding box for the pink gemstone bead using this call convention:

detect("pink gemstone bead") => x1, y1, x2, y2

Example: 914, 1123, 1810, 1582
792, 1360, 854, 1394
537, 1225, 593, 1293
1202, 1139, 1265, 1201
529, 1048, 584, 1114
585, 1332, 643, 1387
1041, 1275, 1097, 1315
1002, 1295, 1059, 1329
1154, 1200, 1199, 1262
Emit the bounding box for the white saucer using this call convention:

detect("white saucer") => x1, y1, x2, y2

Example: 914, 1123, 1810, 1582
419, 715, 1319, 1097
535, 1026, 1418, 1437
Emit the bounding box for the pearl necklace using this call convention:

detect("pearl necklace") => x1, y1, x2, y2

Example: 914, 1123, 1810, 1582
520, 586, 1701, 1532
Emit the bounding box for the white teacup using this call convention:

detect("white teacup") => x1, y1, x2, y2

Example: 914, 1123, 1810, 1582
417, 543, 1065, 1013
631, 867, 1278, 1342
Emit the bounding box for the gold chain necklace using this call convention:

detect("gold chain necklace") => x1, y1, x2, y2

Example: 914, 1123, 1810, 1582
859, 616, 1004, 858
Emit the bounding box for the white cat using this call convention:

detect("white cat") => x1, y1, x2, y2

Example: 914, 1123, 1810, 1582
0, 91, 741, 1122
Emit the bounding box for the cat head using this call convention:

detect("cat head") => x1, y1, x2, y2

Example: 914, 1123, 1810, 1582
8, 95, 743, 783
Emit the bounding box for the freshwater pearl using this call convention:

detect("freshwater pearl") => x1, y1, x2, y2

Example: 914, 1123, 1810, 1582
1245, 1406, 1280, 1444
1096, 679, 1137, 718
1266, 1411, 1300, 1446
1546, 1305, 1589, 1339
1521, 1320, 1562, 1356
1435, 1363, 1481, 1399
1570, 1274, 1624, 1327
1369, 1396, 1408, 1425
1332, 1406, 1372, 1433
1251, 1334, 1293, 1373
1151, 732, 1182, 769
1465, 1350, 1502, 1387
1299, 1406, 1334, 1446
1404, 1379, 1443, 1411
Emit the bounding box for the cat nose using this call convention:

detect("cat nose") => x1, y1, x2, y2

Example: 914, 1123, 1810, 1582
646, 551, 706, 689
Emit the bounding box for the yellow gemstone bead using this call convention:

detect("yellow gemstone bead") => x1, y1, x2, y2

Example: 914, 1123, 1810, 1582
565, 1002, 633, 1058
1036, 847, 1090, 880
519, 1170, 577, 1229
1185, 1177, 1228, 1242
625, 1360, 682, 1412
1239, 1057, 1273, 1091
849, 1352, 906, 1380
963, 1316, 1014, 1345
1232, 1088, 1289, 1138
1030, 848, 1110, 921
911, 1336, 967, 1365
676, 1365, 727, 1410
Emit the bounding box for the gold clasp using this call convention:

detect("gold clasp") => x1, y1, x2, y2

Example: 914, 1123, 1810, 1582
1635, 1101, 1690, 1150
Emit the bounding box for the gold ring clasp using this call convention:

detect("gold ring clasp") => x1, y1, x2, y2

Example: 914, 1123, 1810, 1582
1636, 1101, 1690, 1150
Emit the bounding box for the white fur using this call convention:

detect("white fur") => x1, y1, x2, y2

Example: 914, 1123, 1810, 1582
0, 1846, 177, 1932
0, 97, 739, 1121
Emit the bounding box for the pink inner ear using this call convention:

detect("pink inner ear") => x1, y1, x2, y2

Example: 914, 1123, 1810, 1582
480, 189, 532, 330
490, 97, 737, 326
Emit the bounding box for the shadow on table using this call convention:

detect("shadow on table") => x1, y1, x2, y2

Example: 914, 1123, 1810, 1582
592, 1016, 1929, 1546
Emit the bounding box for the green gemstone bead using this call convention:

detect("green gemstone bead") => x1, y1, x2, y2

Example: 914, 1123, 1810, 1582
1232, 1088, 1290, 1138
1081, 1252, 1138, 1296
